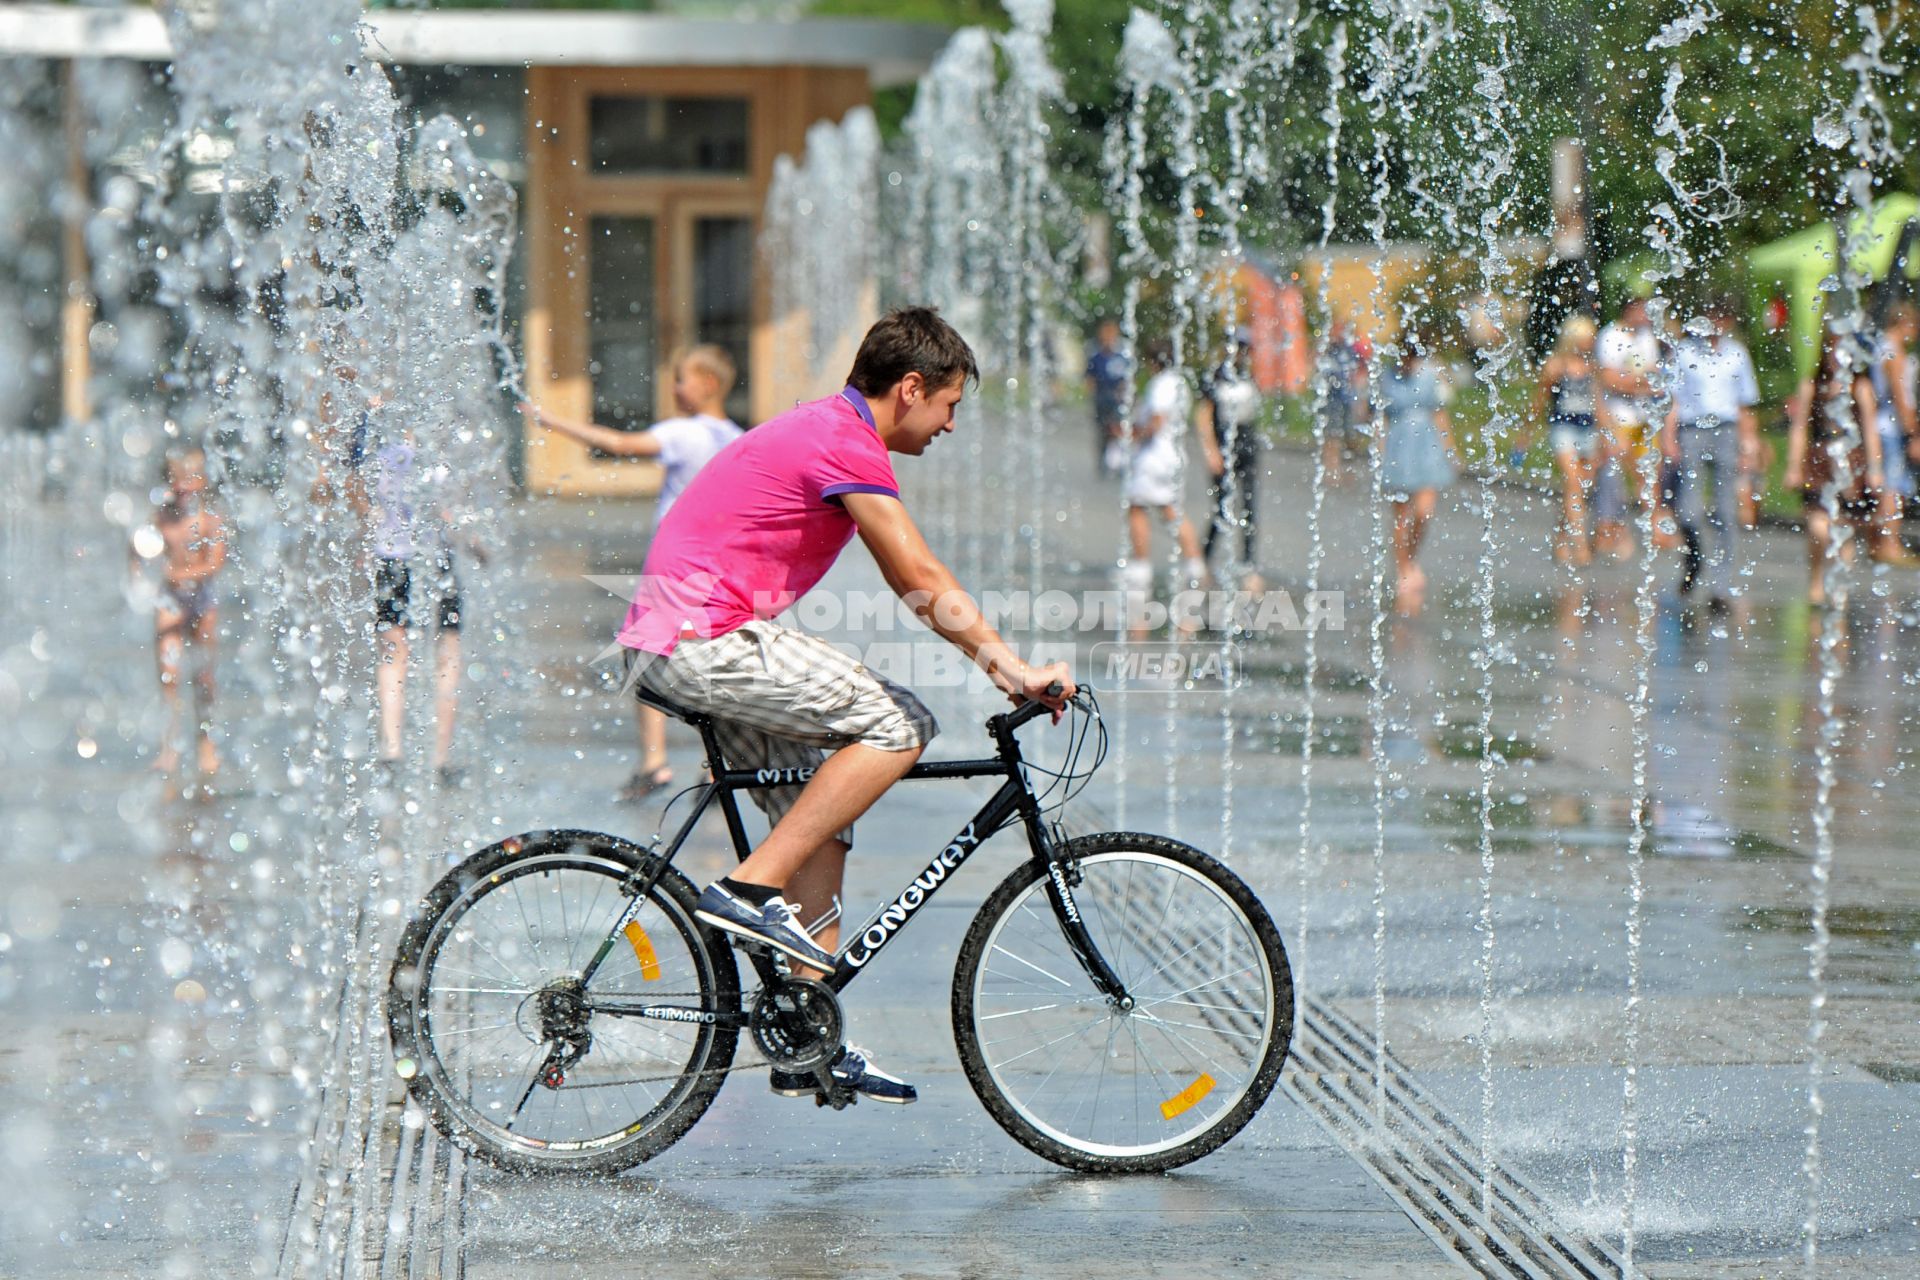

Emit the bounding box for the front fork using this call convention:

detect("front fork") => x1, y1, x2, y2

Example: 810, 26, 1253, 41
1035, 827, 1134, 1010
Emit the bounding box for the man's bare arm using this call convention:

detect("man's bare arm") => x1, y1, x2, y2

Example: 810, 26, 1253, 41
1885, 350, 1919, 437
844, 492, 1072, 707
1193, 399, 1223, 476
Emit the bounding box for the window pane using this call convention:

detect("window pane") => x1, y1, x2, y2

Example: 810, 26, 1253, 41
693, 216, 754, 424
589, 97, 749, 176
589, 215, 657, 439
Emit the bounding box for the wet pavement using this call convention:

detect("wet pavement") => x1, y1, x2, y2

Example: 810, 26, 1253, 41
976, 431, 1920, 1273
6, 417, 1920, 1276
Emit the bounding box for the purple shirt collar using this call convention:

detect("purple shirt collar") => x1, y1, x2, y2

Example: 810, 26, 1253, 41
839, 385, 879, 433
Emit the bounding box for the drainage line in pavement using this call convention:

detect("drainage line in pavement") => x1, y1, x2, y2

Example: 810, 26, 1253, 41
1051, 803, 1621, 1278
1295, 995, 1629, 1279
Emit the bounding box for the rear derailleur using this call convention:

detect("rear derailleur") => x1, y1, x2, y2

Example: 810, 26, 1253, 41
522, 976, 593, 1089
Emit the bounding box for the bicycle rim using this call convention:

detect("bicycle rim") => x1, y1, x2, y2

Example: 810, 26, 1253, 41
970, 851, 1278, 1159
409, 852, 721, 1158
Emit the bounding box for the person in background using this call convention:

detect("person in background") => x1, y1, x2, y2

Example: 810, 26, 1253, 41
1197, 330, 1266, 592
1317, 320, 1365, 485
358, 410, 475, 788
1084, 318, 1131, 475
1122, 341, 1208, 637
1663, 300, 1760, 608
1530, 314, 1602, 566
1379, 324, 1457, 612
1785, 331, 1885, 605
524, 345, 745, 801
1595, 296, 1663, 559
1868, 302, 1920, 564
136, 443, 228, 785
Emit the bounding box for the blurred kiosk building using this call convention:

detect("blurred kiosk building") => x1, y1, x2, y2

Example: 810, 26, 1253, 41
0, 5, 944, 497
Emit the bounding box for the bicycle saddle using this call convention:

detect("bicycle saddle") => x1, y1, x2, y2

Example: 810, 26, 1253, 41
631, 683, 717, 727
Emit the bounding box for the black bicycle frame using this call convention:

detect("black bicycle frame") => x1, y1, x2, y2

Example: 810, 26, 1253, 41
577, 695, 1130, 1012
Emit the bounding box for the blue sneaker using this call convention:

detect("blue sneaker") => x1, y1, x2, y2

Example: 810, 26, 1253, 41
769, 1045, 918, 1105
695, 883, 838, 972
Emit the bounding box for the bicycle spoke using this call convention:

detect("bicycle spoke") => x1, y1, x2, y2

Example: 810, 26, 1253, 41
431, 1018, 519, 1040
978, 999, 1087, 1021
1015, 1012, 1114, 1108
502, 1053, 549, 1133
1136, 1012, 1243, 1098
508, 877, 541, 970
1135, 964, 1263, 1010
1136, 1013, 1259, 1074
986, 1010, 1111, 1065
987, 943, 1075, 990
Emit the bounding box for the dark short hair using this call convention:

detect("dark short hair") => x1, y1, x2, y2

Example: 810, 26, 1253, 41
847, 306, 979, 396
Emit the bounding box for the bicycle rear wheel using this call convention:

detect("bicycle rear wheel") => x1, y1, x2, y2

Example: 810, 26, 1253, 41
952, 832, 1292, 1173
387, 830, 739, 1175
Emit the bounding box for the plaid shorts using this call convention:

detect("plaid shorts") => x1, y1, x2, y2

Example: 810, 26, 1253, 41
626, 620, 938, 847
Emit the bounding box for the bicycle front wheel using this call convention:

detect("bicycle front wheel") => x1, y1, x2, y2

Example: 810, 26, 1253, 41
952, 832, 1292, 1173
387, 830, 740, 1175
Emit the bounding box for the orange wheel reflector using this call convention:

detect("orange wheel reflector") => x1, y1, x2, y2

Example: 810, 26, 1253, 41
1159, 1073, 1217, 1121
623, 922, 662, 980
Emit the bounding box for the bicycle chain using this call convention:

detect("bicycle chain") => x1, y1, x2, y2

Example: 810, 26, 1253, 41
542, 1053, 788, 1092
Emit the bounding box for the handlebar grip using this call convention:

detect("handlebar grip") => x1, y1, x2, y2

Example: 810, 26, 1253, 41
1005, 683, 1067, 731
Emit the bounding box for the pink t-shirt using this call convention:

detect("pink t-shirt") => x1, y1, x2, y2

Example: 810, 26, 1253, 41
617, 388, 899, 655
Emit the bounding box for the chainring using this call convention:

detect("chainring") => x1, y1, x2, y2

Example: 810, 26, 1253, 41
749, 977, 843, 1071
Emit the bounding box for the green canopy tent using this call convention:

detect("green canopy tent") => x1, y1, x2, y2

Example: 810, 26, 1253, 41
1747, 194, 1919, 394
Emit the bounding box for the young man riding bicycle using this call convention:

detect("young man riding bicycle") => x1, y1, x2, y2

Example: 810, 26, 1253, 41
619, 307, 1076, 1104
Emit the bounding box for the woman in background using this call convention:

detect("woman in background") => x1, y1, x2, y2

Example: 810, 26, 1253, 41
1532, 315, 1602, 566
1785, 331, 1885, 605
1379, 325, 1457, 611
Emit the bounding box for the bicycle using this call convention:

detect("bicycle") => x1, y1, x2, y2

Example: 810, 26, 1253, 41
386, 684, 1293, 1175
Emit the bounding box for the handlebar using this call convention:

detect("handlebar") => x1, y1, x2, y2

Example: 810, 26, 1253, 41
1003, 681, 1068, 731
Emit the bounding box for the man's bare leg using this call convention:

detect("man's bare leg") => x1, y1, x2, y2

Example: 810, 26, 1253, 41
378, 626, 408, 761
782, 837, 849, 977
192, 609, 220, 777
433, 629, 461, 769
730, 742, 922, 891
154, 614, 186, 775
638, 706, 672, 781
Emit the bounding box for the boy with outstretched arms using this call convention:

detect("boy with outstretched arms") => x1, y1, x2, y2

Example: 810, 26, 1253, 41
525, 345, 745, 801
619, 307, 1074, 1104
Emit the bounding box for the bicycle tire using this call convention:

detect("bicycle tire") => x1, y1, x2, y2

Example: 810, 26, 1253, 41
952, 832, 1292, 1173
387, 829, 740, 1175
